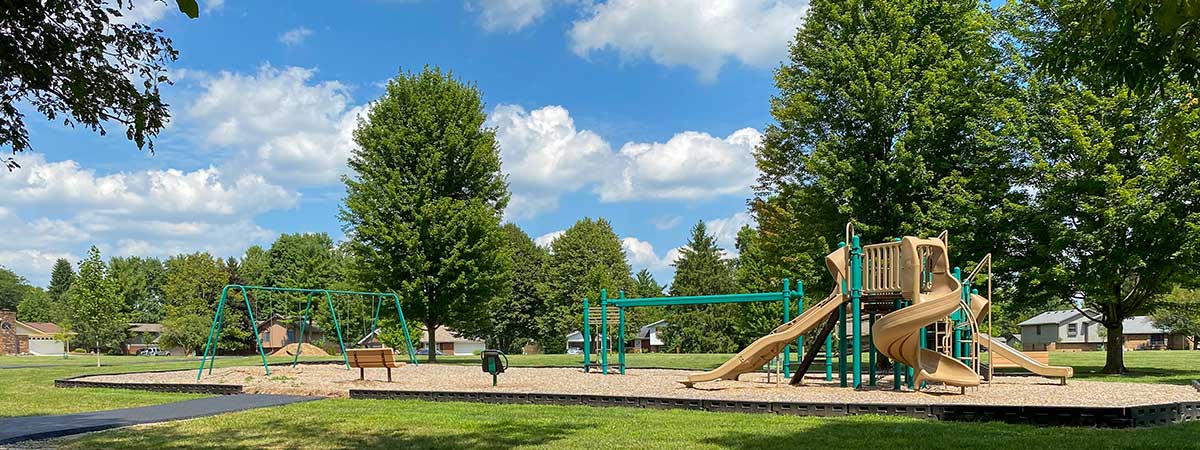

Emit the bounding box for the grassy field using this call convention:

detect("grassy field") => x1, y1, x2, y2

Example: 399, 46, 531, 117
59, 398, 1200, 450
0, 355, 337, 417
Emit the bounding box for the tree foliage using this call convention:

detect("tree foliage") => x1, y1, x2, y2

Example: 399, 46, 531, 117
478, 224, 550, 353
542, 217, 632, 353
65, 246, 126, 356
0, 265, 26, 311
1, 0, 187, 170
1015, 77, 1200, 372
47, 258, 75, 303
342, 67, 511, 362
16, 285, 54, 322
754, 0, 1023, 291
160, 252, 241, 353
661, 221, 740, 353
108, 256, 166, 323
1024, 0, 1200, 93
1150, 288, 1200, 343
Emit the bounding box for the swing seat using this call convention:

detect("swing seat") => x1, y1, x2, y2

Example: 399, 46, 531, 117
347, 347, 402, 382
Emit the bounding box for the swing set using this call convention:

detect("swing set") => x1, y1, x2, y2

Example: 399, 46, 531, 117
195, 284, 419, 380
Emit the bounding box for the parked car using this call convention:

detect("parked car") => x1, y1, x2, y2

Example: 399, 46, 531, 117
137, 347, 171, 356
415, 348, 443, 355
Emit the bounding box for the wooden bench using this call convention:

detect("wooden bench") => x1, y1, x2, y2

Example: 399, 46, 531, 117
347, 348, 402, 381
991, 351, 1050, 369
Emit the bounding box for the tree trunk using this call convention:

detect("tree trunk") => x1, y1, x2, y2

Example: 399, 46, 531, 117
427, 325, 438, 363
1101, 321, 1125, 374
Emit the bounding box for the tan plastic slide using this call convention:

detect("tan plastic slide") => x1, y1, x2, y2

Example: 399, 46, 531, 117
977, 333, 1073, 380
679, 290, 846, 386
872, 237, 981, 388
679, 247, 850, 386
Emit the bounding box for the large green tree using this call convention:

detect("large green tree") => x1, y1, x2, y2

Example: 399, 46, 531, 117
16, 286, 54, 322
108, 256, 166, 323
543, 217, 632, 353
480, 224, 551, 353
754, 0, 1023, 289
661, 221, 740, 353
1014, 78, 1200, 373
0, 265, 26, 311
1025, 0, 1200, 93
160, 252, 240, 354
341, 67, 511, 362
47, 258, 75, 303
1150, 288, 1200, 347
66, 246, 126, 366
1, 0, 198, 170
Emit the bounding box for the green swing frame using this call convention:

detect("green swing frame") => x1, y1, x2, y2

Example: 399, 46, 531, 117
195, 284, 419, 380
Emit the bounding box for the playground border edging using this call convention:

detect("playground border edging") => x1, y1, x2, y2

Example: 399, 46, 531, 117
347, 388, 1195, 428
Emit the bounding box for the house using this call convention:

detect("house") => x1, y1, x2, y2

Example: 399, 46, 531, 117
632, 320, 668, 353
1018, 309, 1193, 351
124, 323, 186, 356
0, 310, 75, 355
256, 314, 325, 352
426, 327, 485, 355
566, 330, 587, 353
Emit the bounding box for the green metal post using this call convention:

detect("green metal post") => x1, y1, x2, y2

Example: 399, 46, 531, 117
782, 278, 791, 379
325, 291, 350, 369
291, 292, 316, 368
240, 286, 271, 376
196, 286, 230, 380
838, 302, 847, 387
869, 313, 876, 386
207, 291, 229, 375
370, 295, 383, 336
391, 294, 418, 366
618, 290, 626, 375
851, 235, 863, 389
824, 332, 833, 381
796, 280, 805, 371
601, 289, 608, 374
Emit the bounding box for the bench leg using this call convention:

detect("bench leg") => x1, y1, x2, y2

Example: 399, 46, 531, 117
360, 367, 364, 380
387, 367, 392, 382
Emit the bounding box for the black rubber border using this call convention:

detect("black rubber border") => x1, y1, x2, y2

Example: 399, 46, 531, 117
348, 388, 1197, 428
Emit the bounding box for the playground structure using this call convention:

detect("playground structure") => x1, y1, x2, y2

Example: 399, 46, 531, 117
588, 224, 1073, 393
195, 284, 420, 380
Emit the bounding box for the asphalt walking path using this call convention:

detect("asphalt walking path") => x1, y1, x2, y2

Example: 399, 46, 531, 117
0, 394, 319, 445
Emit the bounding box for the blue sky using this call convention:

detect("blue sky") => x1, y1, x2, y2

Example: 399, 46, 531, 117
3, 0, 809, 287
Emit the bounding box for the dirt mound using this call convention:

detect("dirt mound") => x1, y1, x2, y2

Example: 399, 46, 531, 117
271, 343, 329, 357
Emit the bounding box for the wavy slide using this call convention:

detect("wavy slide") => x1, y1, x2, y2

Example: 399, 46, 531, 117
679, 291, 846, 386
872, 237, 981, 388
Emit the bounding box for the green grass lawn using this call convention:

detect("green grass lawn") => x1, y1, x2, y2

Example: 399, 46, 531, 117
59, 398, 1200, 450
0, 354, 338, 417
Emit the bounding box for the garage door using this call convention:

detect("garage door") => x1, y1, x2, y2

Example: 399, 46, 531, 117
28, 339, 65, 355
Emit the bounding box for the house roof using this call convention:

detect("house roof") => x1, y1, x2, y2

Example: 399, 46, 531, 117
1122, 316, 1166, 334
129, 323, 164, 333
18, 321, 65, 335
637, 320, 668, 339
1017, 309, 1086, 326
566, 330, 583, 342
432, 326, 482, 344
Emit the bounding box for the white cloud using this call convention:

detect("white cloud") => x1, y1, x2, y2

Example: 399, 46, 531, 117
534, 230, 565, 248
278, 27, 314, 46
707, 211, 754, 255
188, 65, 362, 186
0, 154, 293, 286
490, 104, 760, 218
488, 104, 614, 219
597, 128, 762, 202
203, 0, 225, 14
472, 0, 556, 31
569, 0, 807, 81
651, 215, 682, 230
0, 250, 79, 287
622, 237, 678, 271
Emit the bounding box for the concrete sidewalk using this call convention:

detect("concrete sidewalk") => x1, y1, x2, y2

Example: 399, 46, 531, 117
0, 394, 318, 444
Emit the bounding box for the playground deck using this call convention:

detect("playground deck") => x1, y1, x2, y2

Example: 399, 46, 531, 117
74, 363, 1197, 408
